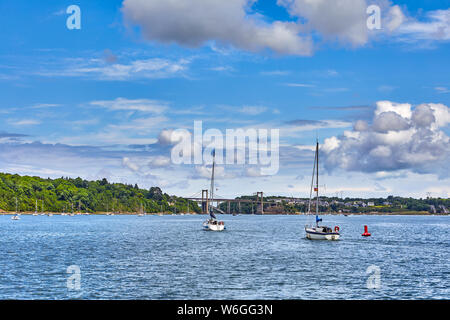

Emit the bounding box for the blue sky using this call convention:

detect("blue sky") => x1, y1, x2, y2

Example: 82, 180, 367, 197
0, 0, 449, 199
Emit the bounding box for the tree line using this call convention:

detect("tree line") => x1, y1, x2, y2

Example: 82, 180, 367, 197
0, 173, 200, 214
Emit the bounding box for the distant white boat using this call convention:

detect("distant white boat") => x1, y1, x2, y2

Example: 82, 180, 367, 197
304, 140, 340, 241
33, 200, 38, 215
12, 197, 20, 220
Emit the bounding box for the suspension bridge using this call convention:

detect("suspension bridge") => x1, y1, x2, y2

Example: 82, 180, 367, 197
185, 190, 266, 214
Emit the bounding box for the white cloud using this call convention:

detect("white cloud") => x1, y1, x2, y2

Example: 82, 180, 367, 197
121, 0, 449, 55
37, 57, 190, 80
191, 165, 234, 179
244, 166, 271, 177
149, 156, 171, 168
10, 119, 41, 126
122, 0, 313, 56
284, 83, 315, 87
74, 58, 189, 80
90, 97, 168, 113
279, 0, 369, 46
238, 106, 268, 115
322, 100, 450, 177
283, 119, 352, 135
435, 86, 450, 94
260, 70, 291, 76
122, 157, 140, 172
29, 103, 61, 109
157, 128, 192, 146
385, 5, 405, 32
396, 9, 450, 41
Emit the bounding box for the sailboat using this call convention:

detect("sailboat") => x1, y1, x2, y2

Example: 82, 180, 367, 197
40, 200, 45, 215
11, 197, 20, 220
69, 202, 75, 216
33, 199, 38, 216
304, 140, 340, 240
46, 201, 53, 216
202, 149, 225, 231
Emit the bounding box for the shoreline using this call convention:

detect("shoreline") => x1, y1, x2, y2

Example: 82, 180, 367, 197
1, 211, 446, 216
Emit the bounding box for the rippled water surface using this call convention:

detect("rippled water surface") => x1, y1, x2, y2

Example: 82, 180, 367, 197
0, 214, 448, 299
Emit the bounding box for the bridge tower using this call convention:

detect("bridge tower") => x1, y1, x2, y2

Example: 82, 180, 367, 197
201, 189, 209, 214
256, 191, 264, 214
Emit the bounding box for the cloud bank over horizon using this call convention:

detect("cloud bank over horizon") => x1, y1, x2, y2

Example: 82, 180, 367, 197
322, 100, 450, 177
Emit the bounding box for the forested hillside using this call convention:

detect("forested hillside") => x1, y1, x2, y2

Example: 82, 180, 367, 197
0, 173, 200, 214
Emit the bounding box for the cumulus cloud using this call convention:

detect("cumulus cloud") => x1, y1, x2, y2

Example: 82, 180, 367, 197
279, 0, 369, 46
117, 0, 450, 55
122, 0, 313, 55
322, 100, 450, 177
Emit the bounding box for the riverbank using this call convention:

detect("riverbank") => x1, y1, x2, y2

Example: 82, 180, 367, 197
1, 211, 445, 216
0, 211, 200, 215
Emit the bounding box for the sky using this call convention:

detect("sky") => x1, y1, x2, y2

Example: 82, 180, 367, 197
0, 0, 449, 199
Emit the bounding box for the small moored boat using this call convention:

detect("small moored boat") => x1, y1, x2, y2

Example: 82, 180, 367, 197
304, 140, 340, 241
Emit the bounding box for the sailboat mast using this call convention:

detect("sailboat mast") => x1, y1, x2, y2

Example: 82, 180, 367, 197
209, 150, 215, 214
316, 140, 319, 218
307, 145, 317, 214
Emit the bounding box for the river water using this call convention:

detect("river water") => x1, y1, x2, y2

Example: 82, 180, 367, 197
0, 214, 448, 299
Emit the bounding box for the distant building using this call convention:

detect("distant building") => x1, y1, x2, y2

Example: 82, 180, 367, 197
367, 202, 375, 206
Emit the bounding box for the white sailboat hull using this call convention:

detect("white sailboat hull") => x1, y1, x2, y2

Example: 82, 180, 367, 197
305, 227, 340, 241
203, 220, 225, 231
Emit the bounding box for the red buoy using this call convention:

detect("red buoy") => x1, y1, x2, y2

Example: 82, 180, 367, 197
362, 225, 371, 237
